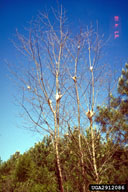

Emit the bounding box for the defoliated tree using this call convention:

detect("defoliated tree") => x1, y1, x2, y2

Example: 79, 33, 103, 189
11, 5, 73, 192
10, 4, 111, 190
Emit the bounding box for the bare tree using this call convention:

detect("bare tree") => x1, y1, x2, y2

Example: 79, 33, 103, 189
66, 25, 111, 188
11, 6, 73, 192
10, 5, 119, 191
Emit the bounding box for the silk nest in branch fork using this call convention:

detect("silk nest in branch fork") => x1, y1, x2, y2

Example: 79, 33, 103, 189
90, 66, 93, 72
56, 93, 62, 101
72, 76, 77, 83
86, 110, 94, 120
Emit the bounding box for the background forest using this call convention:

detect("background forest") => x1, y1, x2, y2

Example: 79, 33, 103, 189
0, 4, 128, 192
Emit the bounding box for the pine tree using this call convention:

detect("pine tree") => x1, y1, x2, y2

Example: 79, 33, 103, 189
95, 63, 128, 145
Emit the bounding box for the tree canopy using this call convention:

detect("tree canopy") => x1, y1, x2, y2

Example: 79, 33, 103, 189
4, 5, 128, 192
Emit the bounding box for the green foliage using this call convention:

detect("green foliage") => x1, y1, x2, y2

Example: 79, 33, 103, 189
96, 64, 128, 144
94, 63, 128, 184
0, 152, 20, 192
118, 63, 128, 96
0, 133, 128, 191
14, 153, 33, 182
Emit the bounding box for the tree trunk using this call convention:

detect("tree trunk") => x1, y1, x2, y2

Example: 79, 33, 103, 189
90, 118, 99, 184
75, 82, 86, 192
54, 68, 64, 192
55, 139, 64, 192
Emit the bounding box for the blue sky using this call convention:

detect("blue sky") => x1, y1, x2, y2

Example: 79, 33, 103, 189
0, 0, 128, 161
